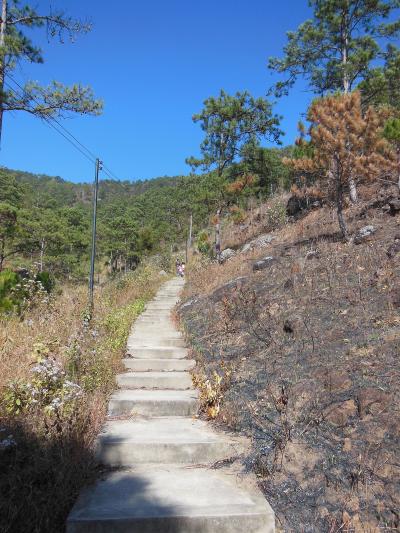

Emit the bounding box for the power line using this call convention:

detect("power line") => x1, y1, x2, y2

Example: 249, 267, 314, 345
6, 75, 98, 163
4, 81, 95, 163
4, 78, 123, 314
4, 80, 97, 165
5, 74, 122, 180
102, 163, 120, 181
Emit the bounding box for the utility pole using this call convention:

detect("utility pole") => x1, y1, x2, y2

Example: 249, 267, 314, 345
0, 0, 8, 146
186, 212, 193, 263
89, 158, 102, 313
188, 213, 193, 247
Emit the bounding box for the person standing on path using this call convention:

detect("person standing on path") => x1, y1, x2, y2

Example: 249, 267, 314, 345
175, 258, 181, 276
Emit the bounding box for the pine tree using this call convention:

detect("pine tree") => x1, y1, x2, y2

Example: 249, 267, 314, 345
0, 0, 102, 143
269, 0, 400, 96
269, 0, 400, 203
285, 92, 396, 239
187, 89, 281, 258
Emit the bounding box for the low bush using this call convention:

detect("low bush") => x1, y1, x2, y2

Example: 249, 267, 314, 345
0, 269, 53, 316
0, 270, 19, 313
196, 230, 212, 256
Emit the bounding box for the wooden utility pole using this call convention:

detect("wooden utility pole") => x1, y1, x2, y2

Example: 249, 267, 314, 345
188, 213, 193, 247
215, 208, 221, 261
89, 158, 102, 313
0, 0, 7, 146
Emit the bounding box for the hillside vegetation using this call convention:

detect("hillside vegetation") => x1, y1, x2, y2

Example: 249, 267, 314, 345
0, 263, 164, 532
0, 151, 289, 283
179, 183, 400, 531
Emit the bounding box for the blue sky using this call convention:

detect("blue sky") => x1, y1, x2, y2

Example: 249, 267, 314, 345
1, 0, 315, 182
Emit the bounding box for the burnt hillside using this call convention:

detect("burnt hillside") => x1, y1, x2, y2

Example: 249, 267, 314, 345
179, 186, 400, 532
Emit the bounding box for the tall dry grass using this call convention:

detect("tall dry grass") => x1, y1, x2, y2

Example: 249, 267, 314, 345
0, 264, 165, 533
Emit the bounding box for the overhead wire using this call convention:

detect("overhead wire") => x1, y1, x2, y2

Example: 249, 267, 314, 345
5, 74, 121, 180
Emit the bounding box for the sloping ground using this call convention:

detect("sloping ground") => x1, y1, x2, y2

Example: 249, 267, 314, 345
179, 192, 400, 532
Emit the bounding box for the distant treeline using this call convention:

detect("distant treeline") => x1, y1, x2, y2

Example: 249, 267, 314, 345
0, 146, 292, 279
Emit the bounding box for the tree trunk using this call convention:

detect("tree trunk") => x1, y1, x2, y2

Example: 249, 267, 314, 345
349, 177, 358, 203
0, 0, 7, 146
188, 213, 193, 247
341, 11, 350, 95
39, 238, 45, 272
215, 208, 221, 261
397, 146, 400, 191
335, 171, 349, 241
0, 237, 4, 272
341, 13, 358, 204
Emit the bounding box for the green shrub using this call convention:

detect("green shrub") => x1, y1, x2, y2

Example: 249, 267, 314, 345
103, 299, 145, 352
2, 343, 82, 418
197, 231, 212, 256
35, 271, 55, 293
0, 270, 19, 313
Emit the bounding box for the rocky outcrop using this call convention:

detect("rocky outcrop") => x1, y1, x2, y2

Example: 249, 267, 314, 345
353, 225, 376, 244
253, 256, 277, 272
241, 234, 276, 253
286, 194, 321, 219
219, 248, 236, 263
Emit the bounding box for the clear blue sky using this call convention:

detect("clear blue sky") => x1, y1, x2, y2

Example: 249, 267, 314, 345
1, 0, 314, 183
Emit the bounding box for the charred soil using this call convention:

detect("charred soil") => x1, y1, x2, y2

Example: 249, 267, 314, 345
179, 187, 400, 532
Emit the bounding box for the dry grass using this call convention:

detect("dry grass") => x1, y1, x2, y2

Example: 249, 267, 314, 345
180, 190, 400, 531
0, 285, 87, 388
185, 193, 397, 300
0, 264, 165, 533
221, 193, 290, 251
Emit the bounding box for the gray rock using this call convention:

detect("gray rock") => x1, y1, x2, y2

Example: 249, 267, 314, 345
354, 225, 376, 244
306, 249, 320, 260
159, 270, 167, 276
387, 235, 400, 258
180, 297, 198, 309
219, 248, 236, 263
253, 256, 276, 272
389, 198, 400, 215
241, 234, 275, 254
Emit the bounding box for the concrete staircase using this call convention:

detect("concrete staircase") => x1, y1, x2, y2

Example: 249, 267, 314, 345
67, 278, 275, 532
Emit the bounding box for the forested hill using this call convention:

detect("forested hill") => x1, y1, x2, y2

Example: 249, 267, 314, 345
1, 166, 194, 280
0, 147, 291, 281
5, 167, 180, 207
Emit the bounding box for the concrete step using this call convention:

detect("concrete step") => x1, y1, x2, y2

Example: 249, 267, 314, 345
137, 314, 172, 320
146, 303, 176, 308
151, 301, 179, 305
116, 371, 192, 390
128, 331, 182, 338
127, 347, 188, 359
122, 358, 195, 372
151, 297, 180, 302
128, 338, 186, 348
108, 389, 198, 417
144, 308, 175, 314
67, 465, 275, 533
128, 333, 183, 342
134, 318, 172, 324
96, 417, 241, 465
129, 328, 182, 336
